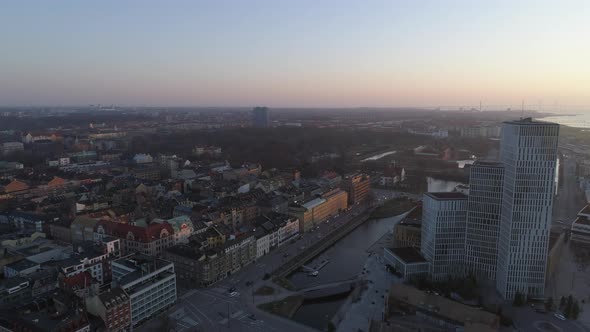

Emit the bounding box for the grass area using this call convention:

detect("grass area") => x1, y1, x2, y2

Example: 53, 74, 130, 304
370, 198, 416, 219
254, 286, 275, 296
272, 276, 297, 291
257, 295, 304, 318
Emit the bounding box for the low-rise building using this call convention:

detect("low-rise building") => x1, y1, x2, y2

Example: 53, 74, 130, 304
1, 141, 24, 156
223, 234, 256, 274
393, 206, 421, 248
71, 216, 99, 243
571, 205, 590, 244
112, 254, 177, 327
85, 287, 131, 332
290, 189, 347, 233
340, 173, 370, 205
95, 220, 174, 256
4, 258, 40, 278
153, 215, 194, 244
383, 247, 429, 282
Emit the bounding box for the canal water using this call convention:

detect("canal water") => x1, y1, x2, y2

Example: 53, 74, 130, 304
289, 213, 406, 330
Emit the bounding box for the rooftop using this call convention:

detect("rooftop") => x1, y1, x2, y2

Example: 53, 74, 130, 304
473, 160, 504, 168
113, 253, 174, 287
573, 216, 590, 226
388, 247, 427, 263
302, 197, 326, 210
425, 192, 467, 200
579, 205, 590, 217
5, 258, 39, 272
503, 117, 558, 126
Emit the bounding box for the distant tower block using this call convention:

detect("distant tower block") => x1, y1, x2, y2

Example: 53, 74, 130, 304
252, 106, 270, 128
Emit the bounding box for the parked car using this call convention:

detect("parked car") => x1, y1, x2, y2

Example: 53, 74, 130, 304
553, 313, 566, 320
229, 291, 240, 297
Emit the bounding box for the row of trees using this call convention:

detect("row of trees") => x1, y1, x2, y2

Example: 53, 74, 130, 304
560, 295, 581, 319
513, 292, 581, 320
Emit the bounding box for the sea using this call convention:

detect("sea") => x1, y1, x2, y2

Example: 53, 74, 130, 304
540, 112, 590, 128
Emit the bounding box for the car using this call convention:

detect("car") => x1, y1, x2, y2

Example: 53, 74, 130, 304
228, 287, 236, 293
229, 291, 240, 297
553, 313, 566, 320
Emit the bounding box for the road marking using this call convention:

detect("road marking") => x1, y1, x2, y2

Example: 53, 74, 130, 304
186, 300, 214, 326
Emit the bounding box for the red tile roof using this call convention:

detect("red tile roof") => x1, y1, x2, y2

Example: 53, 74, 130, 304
62, 271, 93, 289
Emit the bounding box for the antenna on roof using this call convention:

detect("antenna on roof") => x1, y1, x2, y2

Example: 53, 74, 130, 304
521, 100, 525, 119
479, 100, 482, 112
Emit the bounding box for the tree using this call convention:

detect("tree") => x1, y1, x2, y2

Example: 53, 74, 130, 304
546, 297, 554, 311
573, 301, 580, 319
327, 322, 336, 332
565, 295, 574, 318
513, 292, 525, 307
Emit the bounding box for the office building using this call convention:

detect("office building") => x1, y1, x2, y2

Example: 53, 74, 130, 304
252, 106, 270, 128
393, 205, 422, 248
340, 173, 371, 205
112, 254, 177, 327
496, 118, 559, 299
289, 189, 348, 233
464, 161, 504, 281
421, 192, 467, 281
384, 247, 429, 282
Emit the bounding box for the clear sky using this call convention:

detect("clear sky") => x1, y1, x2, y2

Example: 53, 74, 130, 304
1, 0, 589, 109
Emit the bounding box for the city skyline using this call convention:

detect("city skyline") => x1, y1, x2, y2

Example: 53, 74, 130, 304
1, 1, 589, 108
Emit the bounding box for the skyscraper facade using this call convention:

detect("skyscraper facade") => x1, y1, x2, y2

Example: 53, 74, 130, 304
495, 118, 559, 299
465, 161, 504, 281
421, 192, 467, 281
252, 106, 270, 128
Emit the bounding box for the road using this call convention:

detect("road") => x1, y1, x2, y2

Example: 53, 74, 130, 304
511, 306, 590, 332
552, 155, 585, 231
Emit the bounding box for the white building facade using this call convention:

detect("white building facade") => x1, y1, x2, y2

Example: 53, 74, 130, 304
112, 255, 177, 327
496, 119, 559, 299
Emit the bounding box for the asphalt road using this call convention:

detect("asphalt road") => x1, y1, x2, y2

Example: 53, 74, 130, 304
552, 155, 585, 231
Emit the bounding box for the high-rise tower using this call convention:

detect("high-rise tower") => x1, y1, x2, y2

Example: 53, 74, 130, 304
252, 106, 270, 128
495, 118, 559, 299
465, 161, 504, 281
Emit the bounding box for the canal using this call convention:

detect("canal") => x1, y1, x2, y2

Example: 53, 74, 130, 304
288, 213, 407, 330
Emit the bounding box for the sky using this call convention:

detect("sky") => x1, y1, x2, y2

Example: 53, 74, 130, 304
0, 0, 589, 110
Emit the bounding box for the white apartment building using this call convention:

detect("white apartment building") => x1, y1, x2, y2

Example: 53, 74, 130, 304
465, 161, 504, 281
112, 254, 177, 327
421, 192, 467, 281
496, 118, 559, 300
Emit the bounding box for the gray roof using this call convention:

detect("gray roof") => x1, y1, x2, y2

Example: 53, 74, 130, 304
5, 258, 39, 272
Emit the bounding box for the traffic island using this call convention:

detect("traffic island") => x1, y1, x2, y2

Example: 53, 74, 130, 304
369, 198, 416, 219
254, 285, 276, 296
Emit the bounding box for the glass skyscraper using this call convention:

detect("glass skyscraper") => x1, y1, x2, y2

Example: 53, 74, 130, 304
495, 118, 559, 299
